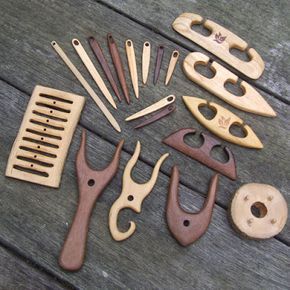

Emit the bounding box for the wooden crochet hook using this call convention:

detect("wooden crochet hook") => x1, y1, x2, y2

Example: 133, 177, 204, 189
125, 39, 139, 99
59, 130, 124, 271
183, 52, 276, 117
107, 33, 130, 104
183, 96, 263, 149
109, 141, 169, 241
72, 38, 117, 109
165, 50, 179, 86
167, 166, 219, 246
173, 13, 264, 79
142, 41, 151, 84
51, 41, 121, 133
88, 37, 122, 102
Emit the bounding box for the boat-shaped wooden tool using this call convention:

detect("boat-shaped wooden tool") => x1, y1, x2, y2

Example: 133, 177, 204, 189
183, 96, 263, 149
183, 52, 276, 117
173, 13, 264, 79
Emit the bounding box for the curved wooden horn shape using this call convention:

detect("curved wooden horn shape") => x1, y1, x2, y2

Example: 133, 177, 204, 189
163, 128, 237, 180
59, 130, 124, 271
167, 166, 219, 246
109, 141, 169, 241
172, 13, 264, 79
183, 52, 276, 117
183, 96, 263, 149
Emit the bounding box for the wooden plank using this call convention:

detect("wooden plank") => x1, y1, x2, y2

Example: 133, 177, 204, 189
101, 0, 290, 103
0, 0, 289, 243
0, 246, 69, 290
0, 80, 289, 289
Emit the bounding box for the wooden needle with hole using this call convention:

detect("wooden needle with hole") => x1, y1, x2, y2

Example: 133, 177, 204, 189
72, 38, 117, 109
51, 41, 121, 133
142, 41, 151, 85
125, 39, 139, 99
165, 50, 179, 85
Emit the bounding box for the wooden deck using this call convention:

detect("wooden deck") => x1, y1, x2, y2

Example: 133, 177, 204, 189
0, 0, 289, 289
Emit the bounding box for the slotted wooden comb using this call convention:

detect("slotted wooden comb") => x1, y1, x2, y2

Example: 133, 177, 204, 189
5, 85, 85, 188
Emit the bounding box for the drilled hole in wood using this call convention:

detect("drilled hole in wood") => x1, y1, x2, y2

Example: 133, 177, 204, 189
128, 195, 134, 201
87, 179, 95, 186
127, 40, 131, 46
194, 62, 215, 79
198, 104, 217, 120
167, 96, 174, 102
229, 123, 247, 138
173, 51, 178, 57
145, 42, 149, 47
191, 23, 212, 36
159, 45, 164, 50
251, 202, 267, 218
73, 39, 79, 46
183, 220, 190, 227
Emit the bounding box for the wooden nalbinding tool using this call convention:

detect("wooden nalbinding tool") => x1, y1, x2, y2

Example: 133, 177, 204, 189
51, 41, 121, 133
183, 52, 276, 117
72, 38, 117, 109
167, 166, 219, 246
142, 41, 151, 85
107, 33, 130, 104
183, 96, 263, 149
125, 95, 176, 129
173, 13, 265, 79
59, 130, 124, 271
125, 39, 139, 99
165, 50, 179, 86
5, 85, 85, 188
109, 141, 169, 241
163, 128, 237, 180
230, 183, 288, 239
88, 37, 122, 102
154, 45, 165, 85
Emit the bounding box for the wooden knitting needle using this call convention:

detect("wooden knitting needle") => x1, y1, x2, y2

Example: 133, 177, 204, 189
51, 41, 121, 133
165, 50, 179, 86
142, 41, 151, 85
125, 39, 139, 99
72, 38, 117, 109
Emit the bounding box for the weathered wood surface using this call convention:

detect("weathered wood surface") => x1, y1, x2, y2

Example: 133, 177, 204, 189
0, 246, 70, 290
0, 0, 289, 288
102, 0, 290, 103
1, 81, 289, 289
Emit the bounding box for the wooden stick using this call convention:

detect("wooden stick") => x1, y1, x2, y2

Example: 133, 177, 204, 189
142, 41, 151, 84
125, 39, 139, 99
51, 41, 121, 133
165, 50, 179, 86
72, 38, 117, 109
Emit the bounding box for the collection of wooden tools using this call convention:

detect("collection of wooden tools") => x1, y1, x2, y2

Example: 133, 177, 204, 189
5, 12, 288, 272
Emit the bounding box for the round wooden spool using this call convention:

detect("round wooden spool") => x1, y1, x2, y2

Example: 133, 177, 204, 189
230, 183, 288, 239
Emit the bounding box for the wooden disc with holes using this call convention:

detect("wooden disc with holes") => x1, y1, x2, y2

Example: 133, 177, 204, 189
230, 183, 288, 239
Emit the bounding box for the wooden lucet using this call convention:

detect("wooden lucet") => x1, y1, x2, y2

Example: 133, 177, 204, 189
167, 166, 219, 246
163, 128, 237, 180
173, 13, 264, 79
109, 141, 169, 241
183, 96, 263, 149
59, 130, 124, 271
183, 52, 276, 117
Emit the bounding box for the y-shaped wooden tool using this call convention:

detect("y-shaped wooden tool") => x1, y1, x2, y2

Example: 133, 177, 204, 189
109, 141, 169, 241
59, 130, 124, 271
183, 52, 276, 117
173, 13, 264, 79
167, 166, 219, 246
183, 96, 263, 149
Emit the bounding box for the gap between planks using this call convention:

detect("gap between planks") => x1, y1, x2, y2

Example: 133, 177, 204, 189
1, 76, 289, 248
0, 236, 77, 290
95, 0, 290, 106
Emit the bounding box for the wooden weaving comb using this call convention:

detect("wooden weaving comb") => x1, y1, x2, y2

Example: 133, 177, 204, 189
167, 166, 219, 246
109, 141, 169, 241
5, 85, 85, 188
183, 96, 263, 149
173, 13, 264, 79
183, 52, 276, 117
163, 128, 237, 180
59, 130, 124, 271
